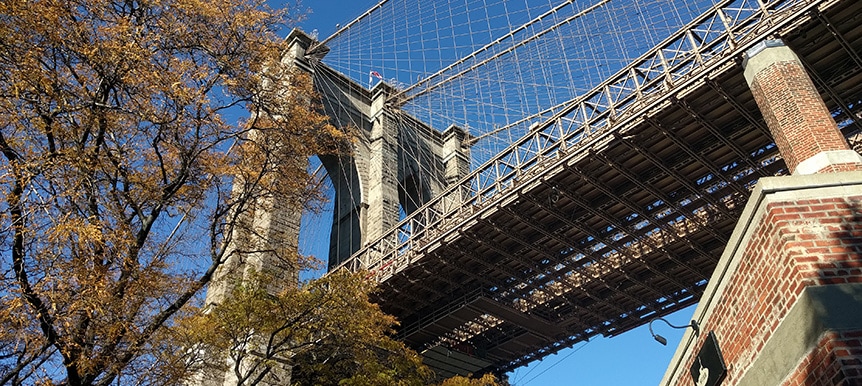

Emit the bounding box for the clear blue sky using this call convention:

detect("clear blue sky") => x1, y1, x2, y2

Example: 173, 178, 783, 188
282, 1, 699, 384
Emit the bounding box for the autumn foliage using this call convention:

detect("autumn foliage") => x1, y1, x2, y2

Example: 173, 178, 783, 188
179, 269, 435, 385
0, 0, 513, 384
0, 0, 346, 384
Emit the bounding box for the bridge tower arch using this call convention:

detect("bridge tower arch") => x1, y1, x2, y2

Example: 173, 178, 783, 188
292, 30, 471, 270
198, 28, 470, 385
207, 28, 472, 299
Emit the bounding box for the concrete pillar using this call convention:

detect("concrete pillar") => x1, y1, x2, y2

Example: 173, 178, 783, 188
205, 28, 473, 271
197, 28, 475, 383
196, 32, 311, 386
244, 196, 302, 294
199, 169, 303, 386
743, 39, 862, 174
204, 175, 302, 304
320, 154, 362, 270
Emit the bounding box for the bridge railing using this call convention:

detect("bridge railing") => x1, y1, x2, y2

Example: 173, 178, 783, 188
334, 0, 824, 279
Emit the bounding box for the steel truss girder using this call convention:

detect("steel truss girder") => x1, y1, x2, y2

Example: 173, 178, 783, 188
446, 251, 608, 338
593, 150, 730, 244
393, 285, 491, 342
495, 203, 657, 318
511, 195, 667, 314
615, 133, 735, 221
467, 216, 642, 323
525, 187, 692, 301
424, 237, 611, 349
539, 176, 702, 294
564, 165, 711, 280
705, 80, 773, 142
380, 273, 438, 313
336, 0, 826, 275
645, 118, 751, 197
459, 231, 549, 310
813, 11, 862, 69
674, 100, 768, 178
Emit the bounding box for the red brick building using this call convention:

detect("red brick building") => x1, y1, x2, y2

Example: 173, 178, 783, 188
660, 40, 862, 386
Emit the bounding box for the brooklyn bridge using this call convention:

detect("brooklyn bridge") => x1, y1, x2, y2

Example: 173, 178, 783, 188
252, 0, 862, 380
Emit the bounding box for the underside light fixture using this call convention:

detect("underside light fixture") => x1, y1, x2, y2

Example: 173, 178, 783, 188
649, 317, 700, 346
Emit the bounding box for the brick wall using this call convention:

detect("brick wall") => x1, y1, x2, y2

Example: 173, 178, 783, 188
668, 189, 862, 386
782, 331, 862, 386
817, 163, 862, 174
743, 42, 862, 175
747, 60, 851, 173
663, 40, 862, 386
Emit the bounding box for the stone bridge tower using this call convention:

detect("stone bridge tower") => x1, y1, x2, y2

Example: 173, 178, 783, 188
292, 29, 472, 270
208, 28, 471, 301
198, 29, 470, 386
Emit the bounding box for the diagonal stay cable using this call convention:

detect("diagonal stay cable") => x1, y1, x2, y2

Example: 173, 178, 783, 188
389, 0, 612, 106
309, 0, 392, 55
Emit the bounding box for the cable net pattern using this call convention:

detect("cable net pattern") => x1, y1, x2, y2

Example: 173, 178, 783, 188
322, 0, 720, 167
314, 0, 819, 277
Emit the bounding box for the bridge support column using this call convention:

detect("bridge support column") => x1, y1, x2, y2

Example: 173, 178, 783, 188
364, 84, 402, 244
743, 39, 862, 174
442, 125, 471, 186
197, 150, 304, 386
284, 28, 472, 269
202, 24, 475, 324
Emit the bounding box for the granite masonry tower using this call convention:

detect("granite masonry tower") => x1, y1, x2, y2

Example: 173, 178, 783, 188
196, 30, 471, 386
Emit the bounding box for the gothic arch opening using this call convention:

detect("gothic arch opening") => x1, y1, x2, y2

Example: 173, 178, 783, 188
317, 153, 362, 270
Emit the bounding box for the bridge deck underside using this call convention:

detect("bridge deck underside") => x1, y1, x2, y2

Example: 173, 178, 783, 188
370, 0, 862, 377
